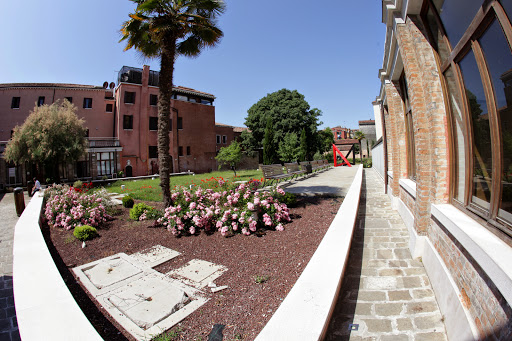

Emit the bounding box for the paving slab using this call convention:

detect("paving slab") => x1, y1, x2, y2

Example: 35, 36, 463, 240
100, 272, 208, 341
73, 253, 150, 296
284, 166, 357, 197
166, 259, 227, 289
130, 245, 181, 268
325, 169, 448, 340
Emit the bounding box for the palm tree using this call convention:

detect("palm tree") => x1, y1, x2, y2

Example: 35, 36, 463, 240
354, 130, 366, 164
120, 0, 225, 206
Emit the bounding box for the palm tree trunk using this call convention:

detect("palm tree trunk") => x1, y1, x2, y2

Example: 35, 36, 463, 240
359, 141, 363, 163
158, 33, 176, 207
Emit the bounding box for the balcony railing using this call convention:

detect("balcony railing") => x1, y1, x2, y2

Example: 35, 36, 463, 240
88, 138, 120, 148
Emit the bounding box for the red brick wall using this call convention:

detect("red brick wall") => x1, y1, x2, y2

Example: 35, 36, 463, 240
429, 219, 512, 339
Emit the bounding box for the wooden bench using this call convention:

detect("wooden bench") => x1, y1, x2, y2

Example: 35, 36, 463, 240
311, 160, 323, 172
259, 164, 291, 186
284, 162, 307, 179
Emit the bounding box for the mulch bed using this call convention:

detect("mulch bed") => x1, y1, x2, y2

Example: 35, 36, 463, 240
42, 196, 342, 341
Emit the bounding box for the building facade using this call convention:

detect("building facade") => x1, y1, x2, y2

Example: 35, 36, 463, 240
358, 119, 376, 158
374, 0, 512, 339
0, 65, 231, 188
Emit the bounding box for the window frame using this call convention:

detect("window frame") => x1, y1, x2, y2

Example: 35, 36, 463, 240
150, 94, 158, 106
83, 98, 93, 109
422, 0, 512, 236
124, 91, 136, 104
106, 103, 113, 113
11, 97, 20, 109
149, 117, 158, 131
37, 96, 45, 107
123, 115, 133, 130
399, 72, 417, 180
148, 146, 158, 159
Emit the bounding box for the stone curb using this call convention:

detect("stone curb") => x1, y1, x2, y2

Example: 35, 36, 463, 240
12, 193, 102, 341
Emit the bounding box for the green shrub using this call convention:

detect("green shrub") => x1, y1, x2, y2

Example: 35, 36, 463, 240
280, 192, 297, 207
73, 180, 83, 189
363, 159, 372, 168
122, 195, 134, 208
73, 225, 98, 241
130, 203, 156, 221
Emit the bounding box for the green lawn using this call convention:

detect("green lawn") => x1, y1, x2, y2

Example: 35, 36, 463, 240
105, 169, 263, 202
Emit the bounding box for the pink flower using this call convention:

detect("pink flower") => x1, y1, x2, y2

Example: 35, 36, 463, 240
276, 223, 284, 231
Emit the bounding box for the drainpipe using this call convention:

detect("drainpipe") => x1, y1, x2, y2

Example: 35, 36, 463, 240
172, 107, 179, 173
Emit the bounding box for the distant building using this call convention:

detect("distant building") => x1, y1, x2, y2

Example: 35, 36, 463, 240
358, 120, 376, 158
0, 65, 243, 188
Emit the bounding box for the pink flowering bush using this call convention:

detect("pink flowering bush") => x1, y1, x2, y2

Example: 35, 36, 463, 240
158, 181, 291, 237
44, 184, 113, 230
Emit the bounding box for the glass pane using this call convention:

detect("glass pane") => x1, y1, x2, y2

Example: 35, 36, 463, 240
501, 0, 512, 24
459, 50, 492, 209
444, 67, 467, 202
479, 19, 512, 220
439, 0, 483, 47
426, 7, 451, 62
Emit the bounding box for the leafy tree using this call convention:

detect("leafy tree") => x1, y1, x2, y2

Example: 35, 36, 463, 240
354, 130, 366, 163
239, 129, 256, 157
4, 100, 87, 183
317, 127, 334, 153
245, 89, 322, 153
263, 117, 276, 165
216, 140, 242, 176
298, 128, 307, 162
277, 133, 299, 162
120, 0, 225, 206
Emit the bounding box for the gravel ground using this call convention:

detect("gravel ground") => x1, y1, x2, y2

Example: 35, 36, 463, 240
42, 196, 342, 341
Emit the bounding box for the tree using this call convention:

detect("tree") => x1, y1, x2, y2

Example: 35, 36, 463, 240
4, 100, 87, 183
216, 140, 242, 176
298, 128, 307, 162
244, 89, 322, 153
120, 0, 225, 207
277, 133, 299, 162
239, 129, 256, 157
317, 127, 334, 154
354, 130, 366, 163
263, 117, 276, 165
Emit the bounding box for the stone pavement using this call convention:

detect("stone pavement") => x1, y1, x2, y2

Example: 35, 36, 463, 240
0, 191, 28, 341
284, 166, 359, 197
325, 169, 448, 341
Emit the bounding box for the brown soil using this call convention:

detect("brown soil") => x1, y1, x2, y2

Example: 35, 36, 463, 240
42, 196, 342, 341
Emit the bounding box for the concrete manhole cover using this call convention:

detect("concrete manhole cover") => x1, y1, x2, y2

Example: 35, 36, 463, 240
101, 273, 209, 340
73, 253, 149, 296
167, 259, 227, 288
130, 245, 181, 268
107, 275, 191, 330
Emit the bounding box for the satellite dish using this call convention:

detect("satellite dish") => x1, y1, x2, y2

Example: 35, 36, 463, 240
103, 81, 108, 89
109, 82, 115, 89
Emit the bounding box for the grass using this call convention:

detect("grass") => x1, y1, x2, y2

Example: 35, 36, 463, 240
254, 275, 270, 284
103, 169, 263, 202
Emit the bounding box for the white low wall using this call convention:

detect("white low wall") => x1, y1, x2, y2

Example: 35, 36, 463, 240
12, 193, 103, 341
371, 139, 384, 181
255, 165, 363, 341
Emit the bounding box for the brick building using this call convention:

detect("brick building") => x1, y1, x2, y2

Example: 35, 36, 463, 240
0, 65, 232, 188
373, 0, 512, 339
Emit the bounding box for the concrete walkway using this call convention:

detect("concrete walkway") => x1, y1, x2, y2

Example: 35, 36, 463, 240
325, 169, 448, 341
0, 191, 28, 341
284, 166, 359, 197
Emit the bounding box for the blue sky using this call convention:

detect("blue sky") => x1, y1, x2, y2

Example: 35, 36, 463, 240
0, 0, 385, 130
